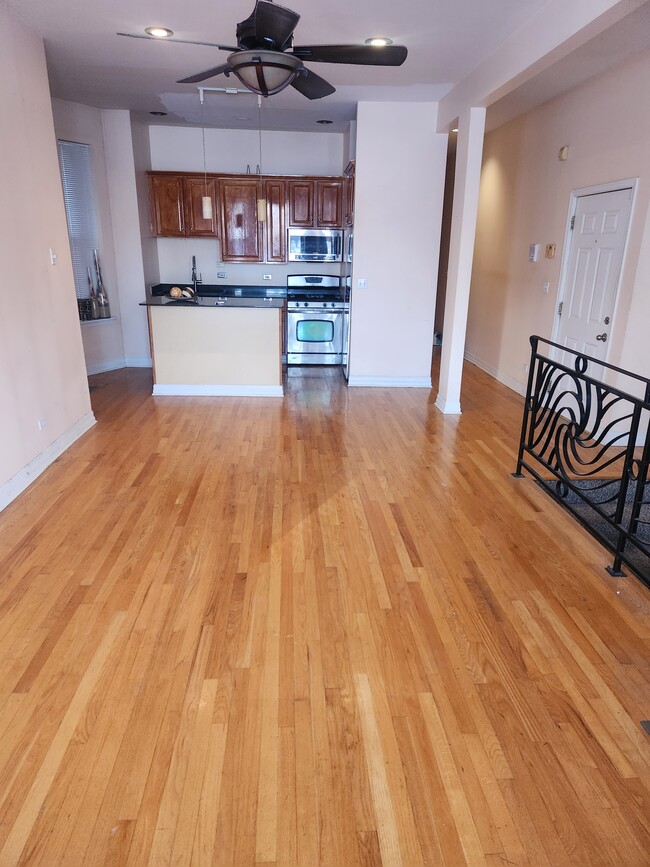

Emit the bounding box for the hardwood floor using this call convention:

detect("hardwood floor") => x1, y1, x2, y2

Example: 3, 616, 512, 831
0, 358, 648, 866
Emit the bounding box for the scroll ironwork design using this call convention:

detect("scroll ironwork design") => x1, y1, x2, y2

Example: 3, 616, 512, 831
514, 336, 649, 586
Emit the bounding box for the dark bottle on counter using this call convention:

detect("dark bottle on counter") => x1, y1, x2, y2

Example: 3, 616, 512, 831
87, 267, 99, 320
93, 249, 111, 319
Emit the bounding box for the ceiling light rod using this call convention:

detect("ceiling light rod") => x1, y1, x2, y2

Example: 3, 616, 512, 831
199, 90, 213, 221
256, 95, 267, 222
197, 86, 254, 97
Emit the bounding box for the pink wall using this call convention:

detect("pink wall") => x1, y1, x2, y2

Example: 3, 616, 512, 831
467, 49, 650, 393
0, 5, 92, 501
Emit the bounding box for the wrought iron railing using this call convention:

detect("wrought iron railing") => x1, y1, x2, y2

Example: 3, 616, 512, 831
514, 335, 650, 587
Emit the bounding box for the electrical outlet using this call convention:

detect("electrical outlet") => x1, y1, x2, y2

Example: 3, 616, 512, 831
38, 418, 46, 430
357, 277, 368, 289
49, 248, 57, 265
217, 271, 227, 279
263, 274, 272, 280
543, 281, 551, 294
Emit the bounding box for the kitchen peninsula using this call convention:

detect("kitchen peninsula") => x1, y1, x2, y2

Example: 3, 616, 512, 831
142, 285, 284, 396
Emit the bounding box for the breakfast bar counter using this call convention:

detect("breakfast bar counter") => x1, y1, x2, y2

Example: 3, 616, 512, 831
142, 297, 284, 396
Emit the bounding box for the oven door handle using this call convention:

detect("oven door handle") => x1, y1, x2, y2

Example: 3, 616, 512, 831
287, 308, 343, 314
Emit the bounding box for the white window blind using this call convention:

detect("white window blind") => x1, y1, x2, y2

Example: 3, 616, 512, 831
57, 140, 100, 299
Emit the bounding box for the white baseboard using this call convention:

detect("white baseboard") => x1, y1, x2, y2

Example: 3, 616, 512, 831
86, 358, 152, 375
86, 359, 125, 375
152, 384, 284, 397
347, 376, 432, 388
0, 412, 96, 514
435, 395, 462, 414
464, 351, 527, 397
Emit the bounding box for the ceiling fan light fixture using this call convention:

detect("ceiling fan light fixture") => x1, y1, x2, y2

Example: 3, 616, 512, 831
228, 50, 303, 96
364, 37, 393, 47
145, 26, 174, 39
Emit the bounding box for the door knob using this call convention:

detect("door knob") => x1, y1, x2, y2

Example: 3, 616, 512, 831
596, 333, 608, 342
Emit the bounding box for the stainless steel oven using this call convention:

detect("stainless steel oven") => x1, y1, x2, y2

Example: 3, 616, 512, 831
286, 275, 344, 365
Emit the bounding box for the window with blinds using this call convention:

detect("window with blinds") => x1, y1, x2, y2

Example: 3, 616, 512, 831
57, 140, 100, 299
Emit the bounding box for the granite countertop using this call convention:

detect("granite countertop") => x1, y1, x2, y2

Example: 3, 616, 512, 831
141, 295, 284, 309
150, 283, 286, 299
143, 283, 286, 309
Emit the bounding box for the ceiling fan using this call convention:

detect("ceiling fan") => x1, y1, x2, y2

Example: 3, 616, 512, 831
119, 0, 407, 100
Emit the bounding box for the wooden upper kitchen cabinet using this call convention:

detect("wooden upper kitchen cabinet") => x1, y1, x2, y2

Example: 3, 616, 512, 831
184, 175, 218, 236
316, 180, 343, 228
148, 174, 186, 237
287, 178, 343, 228
149, 171, 344, 255
219, 177, 263, 262
287, 179, 314, 227
148, 172, 218, 238
264, 178, 286, 263
344, 161, 355, 227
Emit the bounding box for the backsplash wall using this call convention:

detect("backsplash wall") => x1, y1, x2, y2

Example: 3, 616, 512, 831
155, 237, 342, 288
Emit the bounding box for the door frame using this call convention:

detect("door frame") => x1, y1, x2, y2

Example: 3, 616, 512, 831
551, 177, 638, 362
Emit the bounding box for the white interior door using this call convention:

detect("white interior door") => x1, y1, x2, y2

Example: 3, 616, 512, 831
555, 186, 633, 362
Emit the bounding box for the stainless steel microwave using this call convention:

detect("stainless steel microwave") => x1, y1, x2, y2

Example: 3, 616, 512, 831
287, 228, 343, 262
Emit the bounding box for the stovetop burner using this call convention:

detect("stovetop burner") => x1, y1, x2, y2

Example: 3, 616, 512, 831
286, 273, 343, 305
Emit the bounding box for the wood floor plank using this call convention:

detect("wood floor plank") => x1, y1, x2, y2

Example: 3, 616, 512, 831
0, 361, 647, 865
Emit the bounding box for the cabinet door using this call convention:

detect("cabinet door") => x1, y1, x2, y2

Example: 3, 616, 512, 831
288, 179, 314, 226
219, 178, 263, 262
184, 176, 218, 237
149, 175, 185, 236
344, 162, 355, 227
316, 180, 343, 228
264, 178, 286, 263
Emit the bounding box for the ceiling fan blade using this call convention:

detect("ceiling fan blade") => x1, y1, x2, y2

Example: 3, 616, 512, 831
291, 69, 336, 100
254, 1, 300, 49
177, 63, 232, 84
117, 33, 238, 52
291, 44, 408, 66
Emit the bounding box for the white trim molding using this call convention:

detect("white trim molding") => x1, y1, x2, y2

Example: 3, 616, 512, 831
347, 376, 432, 388
86, 358, 152, 375
464, 351, 527, 397
0, 412, 96, 513
435, 396, 462, 414
152, 384, 284, 397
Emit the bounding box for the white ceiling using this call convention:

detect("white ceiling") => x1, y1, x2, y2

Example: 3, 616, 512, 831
6, 0, 650, 133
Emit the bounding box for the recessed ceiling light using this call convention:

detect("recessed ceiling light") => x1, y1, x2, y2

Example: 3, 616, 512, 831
150, 111, 168, 116
364, 37, 393, 47
451, 128, 458, 132
317, 119, 333, 125
145, 26, 174, 38
236, 116, 251, 121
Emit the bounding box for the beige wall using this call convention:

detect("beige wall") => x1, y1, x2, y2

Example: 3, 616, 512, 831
51, 98, 126, 373
149, 126, 345, 176
102, 110, 151, 367
349, 102, 448, 384
467, 49, 650, 393
0, 4, 92, 501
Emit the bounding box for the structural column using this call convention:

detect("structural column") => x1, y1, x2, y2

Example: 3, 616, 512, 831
435, 106, 486, 414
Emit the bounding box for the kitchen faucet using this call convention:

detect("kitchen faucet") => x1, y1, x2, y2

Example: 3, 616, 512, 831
191, 255, 202, 293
